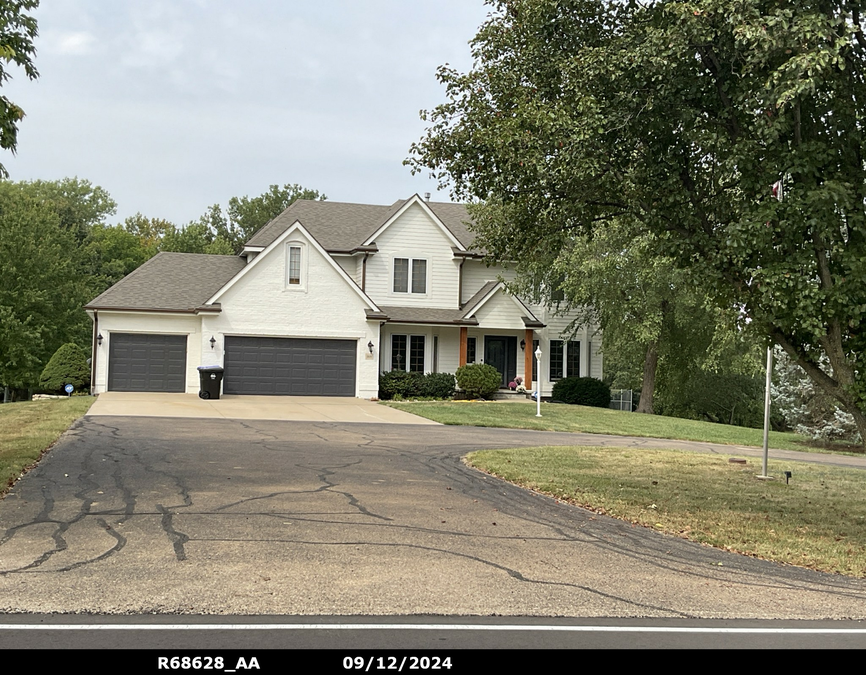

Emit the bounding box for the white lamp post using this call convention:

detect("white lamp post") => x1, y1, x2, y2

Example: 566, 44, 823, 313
534, 345, 543, 417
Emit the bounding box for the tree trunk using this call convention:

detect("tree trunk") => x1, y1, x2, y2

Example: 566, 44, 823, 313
636, 341, 658, 414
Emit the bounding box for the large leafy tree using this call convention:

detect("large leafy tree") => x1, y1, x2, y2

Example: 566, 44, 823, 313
0, 184, 82, 392
0, 0, 38, 178
409, 0, 866, 443
199, 184, 326, 253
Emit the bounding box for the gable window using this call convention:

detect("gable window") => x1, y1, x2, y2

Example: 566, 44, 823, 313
285, 242, 305, 288
393, 258, 427, 294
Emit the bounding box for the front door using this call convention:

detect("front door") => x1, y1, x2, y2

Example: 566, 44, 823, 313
484, 336, 517, 388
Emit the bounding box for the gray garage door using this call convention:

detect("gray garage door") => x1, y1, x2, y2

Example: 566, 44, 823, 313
223, 336, 356, 396
108, 333, 187, 392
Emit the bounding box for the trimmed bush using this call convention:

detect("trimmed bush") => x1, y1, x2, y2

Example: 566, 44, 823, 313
379, 371, 455, 400
379, 370, 424, 400
39, 343, 90, 393
455, 363, 501, 399
421, 372, 456, 399
551, 377, 611, 407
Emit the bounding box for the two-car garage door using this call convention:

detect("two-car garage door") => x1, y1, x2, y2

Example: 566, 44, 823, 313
107, 333, 357, 396
223, 336, 356, 396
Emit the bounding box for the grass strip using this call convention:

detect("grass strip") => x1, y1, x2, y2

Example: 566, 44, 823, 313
467, 445, 866, 576
0, 397, 94, 496
385, 400, 854, 454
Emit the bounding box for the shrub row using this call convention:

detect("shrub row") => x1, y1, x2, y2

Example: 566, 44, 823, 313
551, 376, 611, 407
378, 371, 456, 400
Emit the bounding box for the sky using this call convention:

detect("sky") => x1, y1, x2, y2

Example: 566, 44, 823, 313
1, 1, 492, 225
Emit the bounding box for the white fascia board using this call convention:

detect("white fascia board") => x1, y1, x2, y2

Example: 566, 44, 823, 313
362, 194, 465, 250
207, 220, 381, 312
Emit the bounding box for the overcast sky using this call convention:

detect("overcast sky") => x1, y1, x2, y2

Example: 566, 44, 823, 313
2, 1, 490, 225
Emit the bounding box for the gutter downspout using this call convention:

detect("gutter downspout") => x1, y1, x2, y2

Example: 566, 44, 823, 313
458, 257, 466, 309
362, 252, 370, 292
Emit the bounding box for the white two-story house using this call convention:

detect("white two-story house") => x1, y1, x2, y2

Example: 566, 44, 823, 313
86, 195, 601, 398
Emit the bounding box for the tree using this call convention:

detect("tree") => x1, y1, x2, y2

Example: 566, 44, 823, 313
8, 177, 117, 242
39, 342, 90, 392
160, 221, 234, 255
0, 183, 83, 393
409, 0, 866, 444
0, 0, 38, 178
200, 184, 326, 253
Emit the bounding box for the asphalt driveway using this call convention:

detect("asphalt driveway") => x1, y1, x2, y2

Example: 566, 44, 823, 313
0, 415, 864, 617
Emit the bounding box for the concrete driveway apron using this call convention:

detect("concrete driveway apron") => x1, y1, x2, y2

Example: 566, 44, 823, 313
87, 392, 437, 424
0, 416, 864, 617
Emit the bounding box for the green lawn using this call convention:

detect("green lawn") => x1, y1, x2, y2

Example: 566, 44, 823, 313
0, 396, 94, 495
384, 400, 851, 453
467, 445, 866, 576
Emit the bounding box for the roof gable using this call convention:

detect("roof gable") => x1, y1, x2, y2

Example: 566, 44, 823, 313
208, 220, 380, 312
362, 195, 464, 250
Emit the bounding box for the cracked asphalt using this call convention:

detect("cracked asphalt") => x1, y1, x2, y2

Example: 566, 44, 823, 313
0, 415, 864, 618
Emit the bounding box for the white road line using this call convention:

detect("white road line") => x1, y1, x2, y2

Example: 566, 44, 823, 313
0, 624, 864, 634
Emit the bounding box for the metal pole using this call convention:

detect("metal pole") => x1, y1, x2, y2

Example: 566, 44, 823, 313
760, 346, 773, 479
535, 345, 542, 417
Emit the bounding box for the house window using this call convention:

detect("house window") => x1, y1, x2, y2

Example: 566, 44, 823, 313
393, 259, 409, 293
391, 335, 407, 371
286, 243, 304, 288
409, 335, 425, 372
288, 246, 301, 284
587, 341, 592, 378
567, 341, 580, 378
432, 335, 439, 373
392, 335, 425, 373
532, 339, 538, 382
466, 336, 476, 364
393, 258, 427, 294
411, 259, 427, 293
549, 340, 564, 380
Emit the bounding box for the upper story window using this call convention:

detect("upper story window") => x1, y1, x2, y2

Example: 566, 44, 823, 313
393, 258, 427, 294
286, 242, 305, 288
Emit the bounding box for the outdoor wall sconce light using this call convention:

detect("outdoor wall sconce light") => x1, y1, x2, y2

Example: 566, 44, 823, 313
520, 339, 526, 351
368, 341, 375, 354
210, 336, 216, 350
97, 333, 103, 346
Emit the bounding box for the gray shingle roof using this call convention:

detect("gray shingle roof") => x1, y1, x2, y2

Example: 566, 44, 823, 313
86, 252, 245, 312
245, 197, 477, 251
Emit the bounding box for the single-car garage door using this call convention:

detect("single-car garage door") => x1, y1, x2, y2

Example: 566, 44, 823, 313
223, 336, 356, 396
108, 333, 187, 392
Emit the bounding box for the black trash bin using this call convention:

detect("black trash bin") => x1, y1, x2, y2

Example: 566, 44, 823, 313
197, 365, 224, 399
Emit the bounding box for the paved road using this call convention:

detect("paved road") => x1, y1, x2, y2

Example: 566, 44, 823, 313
0, 416, 864, 618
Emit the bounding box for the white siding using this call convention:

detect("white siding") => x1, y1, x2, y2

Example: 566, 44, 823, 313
364, 203, 460, 309
334, 255, 361, 286
93, 312, 202, 394
205, 229, 380, 398
461, 261, 517, 305
470, 289, 529, 330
